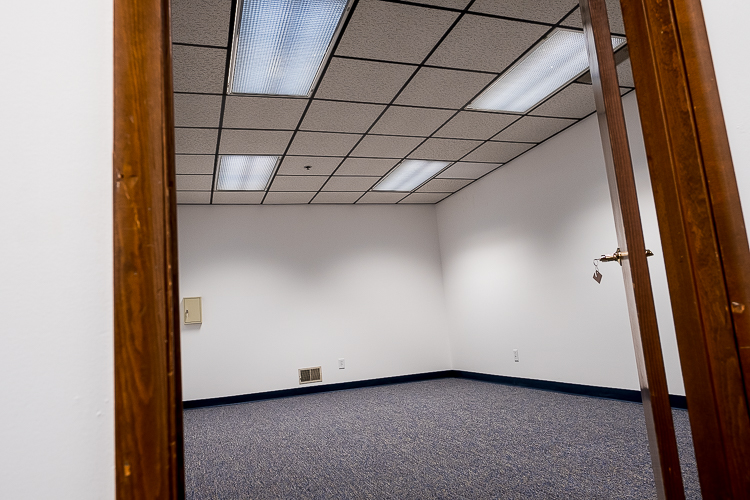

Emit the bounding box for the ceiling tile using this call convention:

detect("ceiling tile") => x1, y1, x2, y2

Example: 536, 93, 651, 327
176, 174, 213, 191
212, 191, 265, 204
287, 132, 362, 156
617, 58, 634, 87
336, 158, 400, 176
407, 0, 471, 8
437, 162, 500, 179
175, 128, 218, 154
529, 83, 596, 119
301, 101, 386, 133
463, 141, 533, 163
172, 45, 226, 93
394, 67, 495, 109
219, 130, 293, 155
222, 96, 308, 129
350, 135, 423, 158
269, 176, 328, 192
322, 176, 379, 191
263, 192, 316, 204
176, 155, 215, 174
470, 0, 578, 23
492, 116, 576, 143
311, 192, 363, 204
400, 192, 452, 203
278, 156, 343, 176
434, 111, 519, 140
370, 106, 455, 137
171, 0, 231, 46
408, 138, 482, 161
315, 58, 416, 103
417, 178, 472, 192
427, 15, 549, 73
561, 1, 625, 34
335, 0, 458, 64
174, 94, 223, 127
357, 192, 407, 204
176, 191, 211, 204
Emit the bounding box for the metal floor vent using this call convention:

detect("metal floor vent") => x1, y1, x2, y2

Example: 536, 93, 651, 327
299, 366, 322, 384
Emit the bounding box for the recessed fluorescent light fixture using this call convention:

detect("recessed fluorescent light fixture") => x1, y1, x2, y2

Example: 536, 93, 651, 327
229, 0, 350, 96
374, 160, 451, 192
216, 155, 279, 191
469, 29, 626, 113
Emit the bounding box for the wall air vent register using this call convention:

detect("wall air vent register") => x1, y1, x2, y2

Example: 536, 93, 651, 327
299, 366, 323, 384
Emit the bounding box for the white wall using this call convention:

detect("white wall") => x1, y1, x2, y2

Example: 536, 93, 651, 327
702, 0, 750, 228
0, 1, 114, 499
178, 205, 452, 401
436, 93, 685, 395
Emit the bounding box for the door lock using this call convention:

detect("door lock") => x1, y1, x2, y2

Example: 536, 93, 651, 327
599, 248, 654, 266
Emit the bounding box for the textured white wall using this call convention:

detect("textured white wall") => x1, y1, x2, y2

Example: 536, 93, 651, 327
436, 93, 685, 395
702, 0, 750, 230
178, 205, 452, 400
0, 1, 114, 499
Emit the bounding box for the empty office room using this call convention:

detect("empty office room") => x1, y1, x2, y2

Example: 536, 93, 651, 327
4, 0, 750, 499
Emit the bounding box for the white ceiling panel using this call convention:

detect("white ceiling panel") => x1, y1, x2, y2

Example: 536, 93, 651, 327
175, 128, 218, 154
407, 0, 471, 8
335, 0, 458, 63
394, 67, 495, 109
264, 192, 316, 204
174, 94, 223, 127
561, 0, 626, 34
269, 175, 328, 192
418, 178, 472, 192
357, 192, 407, 204
176, 191, 211, 204
427, 15, 549, 73
350, 135, 423, 158
301, 100, 386, 133
171, 0, 232, 46
400, 192, 452, 203
437, 161, 500, 179
408, 138, 482, 161
470, 0, 578, 24
219, 130, 293, 155
222, 96, 308, 129
176, 174, 213, 191
287, 132, 362, 156
463, 141, 533, 163
172, 45, 226, 93
336, 158, 400, 176
529, 83, 596, 119
311, 191, 364, 204
176, 155, 215, 174
315, 58, 416, 103
370, 106, 455, 137
617, 58, 634, 87
212, 191, 265, 204
492, 115, 576, 142
278, 156, 343, 176
322, 176, 379, 191
434, 111, 519, 140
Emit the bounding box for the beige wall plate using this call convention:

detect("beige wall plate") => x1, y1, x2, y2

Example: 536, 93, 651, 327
183, 297, 202, 324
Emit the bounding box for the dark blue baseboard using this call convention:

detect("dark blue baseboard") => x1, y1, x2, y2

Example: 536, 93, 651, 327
183, 369, 687, 410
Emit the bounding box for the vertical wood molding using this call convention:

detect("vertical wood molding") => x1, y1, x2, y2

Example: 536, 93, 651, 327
619, 0, 750, 496
114, 0, 184, 497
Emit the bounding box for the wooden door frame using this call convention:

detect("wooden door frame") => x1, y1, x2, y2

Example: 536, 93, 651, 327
112, 0, 750, 497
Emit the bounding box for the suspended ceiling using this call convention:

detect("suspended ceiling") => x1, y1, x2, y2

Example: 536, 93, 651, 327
173, 0, 634, 205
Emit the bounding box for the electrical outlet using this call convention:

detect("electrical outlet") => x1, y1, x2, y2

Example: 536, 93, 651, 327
338, 358, 345, 369
513, 349, 519, 362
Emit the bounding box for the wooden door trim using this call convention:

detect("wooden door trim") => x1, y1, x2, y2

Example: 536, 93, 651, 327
113, 0, 185, 498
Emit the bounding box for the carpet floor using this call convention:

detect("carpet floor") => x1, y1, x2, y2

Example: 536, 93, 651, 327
184, 378, 700, 499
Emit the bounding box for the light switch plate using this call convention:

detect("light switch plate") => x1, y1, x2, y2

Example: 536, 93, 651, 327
184, 297, 202, 324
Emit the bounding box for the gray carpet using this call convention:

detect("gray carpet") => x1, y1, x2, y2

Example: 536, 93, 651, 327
184, 378, 700, 499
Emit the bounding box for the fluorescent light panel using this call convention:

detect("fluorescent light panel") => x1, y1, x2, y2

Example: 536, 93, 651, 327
374, 160, 451, 192
216, 155, 278, 191
469, 29, 626, 113
231, 0, 348, 96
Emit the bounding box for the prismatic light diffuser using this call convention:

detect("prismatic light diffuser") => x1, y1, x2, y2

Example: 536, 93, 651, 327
216, 155, 279, 191
469, 29, 626, 113
374, 160, 451, 192
230, 0, 349, 96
